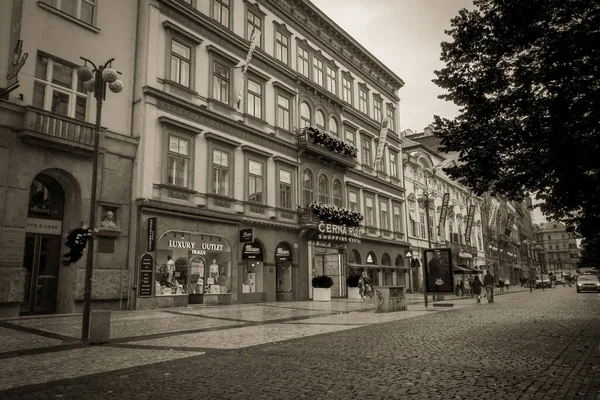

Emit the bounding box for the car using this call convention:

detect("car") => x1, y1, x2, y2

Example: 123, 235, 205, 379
576, 275, 600, 293
535, 275, 552, 289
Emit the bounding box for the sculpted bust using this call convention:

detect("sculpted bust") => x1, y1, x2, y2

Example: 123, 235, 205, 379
100, 210, 118, 229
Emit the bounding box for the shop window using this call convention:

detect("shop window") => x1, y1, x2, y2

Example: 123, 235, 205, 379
318, 175, 328, 204
242, 241, 264, 294
302, 169, 314, 206
275, 242, 293, 292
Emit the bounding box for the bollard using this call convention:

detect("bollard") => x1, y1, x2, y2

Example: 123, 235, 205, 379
89, 310, 111, 344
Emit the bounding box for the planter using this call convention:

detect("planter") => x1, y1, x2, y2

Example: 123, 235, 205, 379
348, 287, 361, 299
313, 287, 331, 302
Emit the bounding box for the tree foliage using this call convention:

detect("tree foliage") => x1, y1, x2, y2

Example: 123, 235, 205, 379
432, 0, 600, 239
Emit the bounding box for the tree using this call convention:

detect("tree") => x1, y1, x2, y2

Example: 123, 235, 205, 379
432, 0, 600, 239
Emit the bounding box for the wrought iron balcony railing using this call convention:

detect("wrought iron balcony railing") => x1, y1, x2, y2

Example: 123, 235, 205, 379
297, 129, 358, 169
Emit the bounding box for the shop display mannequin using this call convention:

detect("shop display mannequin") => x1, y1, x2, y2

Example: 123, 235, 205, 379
166, 255, 175, 284
209, 259, 219, 279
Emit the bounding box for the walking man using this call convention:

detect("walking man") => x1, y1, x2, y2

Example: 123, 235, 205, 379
483, 270, 495, 303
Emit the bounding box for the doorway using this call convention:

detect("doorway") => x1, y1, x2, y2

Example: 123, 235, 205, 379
313, 246, 344, 297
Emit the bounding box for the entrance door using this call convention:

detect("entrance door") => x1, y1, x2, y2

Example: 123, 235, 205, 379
314, 247, 344, 297
22, 234, 62, 314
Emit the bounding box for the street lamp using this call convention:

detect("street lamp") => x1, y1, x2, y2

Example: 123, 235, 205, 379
417, 190, 435, 307
77, 58, 123, 342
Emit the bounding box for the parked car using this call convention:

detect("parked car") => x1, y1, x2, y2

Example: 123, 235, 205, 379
553, 274, 565, 286
576, 275, 600, 293
535, 275, 552, 289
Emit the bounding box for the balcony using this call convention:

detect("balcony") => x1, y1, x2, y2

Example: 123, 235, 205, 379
18, 107, 95, 156
297, 128, 358, 169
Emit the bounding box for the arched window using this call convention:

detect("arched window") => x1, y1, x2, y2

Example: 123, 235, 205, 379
318, 174, 328, 203
329, 118, 339, 137
349, 249, 362, 264
300, 102, 311, 128
315, 110, 325, 130
381, 253, 392, 266
302, 170, 313, 206
332, 179, 342, 207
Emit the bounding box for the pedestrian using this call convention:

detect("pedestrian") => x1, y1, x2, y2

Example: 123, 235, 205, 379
483, 270, 495, 302
472, 276, 484, 303
464, 278, 470, 297
498, 277, 505, 294
358, 271, 372, 301
456, 279, 463, 296
505, 278, 510, 291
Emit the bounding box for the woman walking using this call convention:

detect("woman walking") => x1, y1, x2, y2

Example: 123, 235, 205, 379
472, 275, 484, 303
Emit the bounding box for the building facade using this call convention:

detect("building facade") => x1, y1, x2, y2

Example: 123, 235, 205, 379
128, 0, 408, 309
0, 0, 138, 317
535, 222, 580, 274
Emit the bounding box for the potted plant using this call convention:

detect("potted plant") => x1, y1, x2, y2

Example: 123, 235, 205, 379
312, 275, 333, 301
346, 275, 361, 299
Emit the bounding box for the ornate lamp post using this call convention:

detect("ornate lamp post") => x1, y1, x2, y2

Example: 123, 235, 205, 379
417, 190, 435, 306
77, 58, 123, 342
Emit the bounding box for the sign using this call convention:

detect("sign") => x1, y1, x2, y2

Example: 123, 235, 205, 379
167, 239, 225, 255
464, 205, 476, 245
242, 242, 264, 261
423, 248, 454, 293
26, 218, 62, 235
139, 253, 154, 297
147, 217, 156, 252
504, 213, 515, 236
314, 222, 362, 244
275, 243, 292, 262
438, 193, 450, 231
366, 251, 376, 265
239, 228, 254, 243
405, 250, 413, 258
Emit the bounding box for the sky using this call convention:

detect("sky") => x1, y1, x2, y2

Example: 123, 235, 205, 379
310, 0, 473, 132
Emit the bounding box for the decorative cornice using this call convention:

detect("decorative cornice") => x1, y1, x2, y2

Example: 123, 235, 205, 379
273, 155, 300, 166
158, 116, 203, 136
162, 20, 204, 44
272, 81, 296, 95
205, 132, 242, 148
241, 145, 272, 158
206, 44, 240, 65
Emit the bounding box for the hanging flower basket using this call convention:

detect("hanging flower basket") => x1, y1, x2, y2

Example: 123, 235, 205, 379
304, 127, 358, 158
62, 226, 94, 266
309, 201, 364, 227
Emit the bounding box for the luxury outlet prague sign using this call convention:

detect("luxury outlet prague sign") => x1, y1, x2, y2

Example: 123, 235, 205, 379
168, 240, 225, 255
316, 222, 363, 244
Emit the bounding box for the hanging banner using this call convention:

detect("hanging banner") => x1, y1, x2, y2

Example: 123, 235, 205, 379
236, 28, 259, 109
464, 205, 476, 245
374, 117, 390, 167
438, 193, 450, 231
504, 213, 515, 236
147, 217, 157, 252
488, 200, 499, 228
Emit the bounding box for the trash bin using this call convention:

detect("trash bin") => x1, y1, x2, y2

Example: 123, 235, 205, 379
373, 286, 407, 313
89, 310, 111, 344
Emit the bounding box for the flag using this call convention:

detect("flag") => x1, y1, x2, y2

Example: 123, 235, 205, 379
464, 205, 476, 245
438, 193, 450, 231
236, 28, 260, 109
373, 117, 390, 167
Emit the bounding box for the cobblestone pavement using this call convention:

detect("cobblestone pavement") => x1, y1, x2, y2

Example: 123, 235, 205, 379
1, 286, 598, 399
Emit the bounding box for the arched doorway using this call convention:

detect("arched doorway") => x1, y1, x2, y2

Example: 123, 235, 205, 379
242, 241, 265, 303
382, 253, 393, 285
365, 251, 378, 285
395, 255, 407, 287
275, 242, 293, 301
22, 174, 65, 314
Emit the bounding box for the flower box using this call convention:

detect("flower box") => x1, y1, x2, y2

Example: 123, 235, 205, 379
298, 127, 358, 168
313, 287, 331, 301
308, 202, 363, 228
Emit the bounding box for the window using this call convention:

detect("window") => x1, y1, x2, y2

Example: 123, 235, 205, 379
170, 39, 191, 87
300, 102, 311, 128
167, 135, 190, 187
315, 110, 325, 130
420, 212, 426, 239
302, 170, 313, 206
380, 200, 390, 230
248, 160, 264, 203
43, 0, 96, 25
213, 0, 230, 28
298, 47, 310, 78
365, 195, 375, 226
428, 214, 435, 239
342, 76, 353, 104
389, 152, 398, 178
326, 66, 337, 94
361, 137, 372, 166
408, 201, 418, 236
333, 180, 342, 207
387, 107, 396, 131
329, 118, 339, 137
246, 9, 262, 48
345, 129, 355, 147
348, 190, 359, 212
33, 53, 88, 121
318, 175, 328, 204
213, 61, 230, 104
279, 169, 292, 209
373, 97, 382, 122
359, 88, 368, 115
277, 95, 291, 130
393, 205, 402, 232
275, 30, 289, 65
313, 58, 324, 86
547, 235, 551, 240
212, 149, 230, 196
247, 79, 262, 119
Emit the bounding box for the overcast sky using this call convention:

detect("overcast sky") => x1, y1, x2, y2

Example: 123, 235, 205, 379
311, 0, 473, 132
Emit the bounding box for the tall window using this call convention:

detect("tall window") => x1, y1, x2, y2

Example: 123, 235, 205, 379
275, 31, 289, 65
348, 190, 359, 212
333, 180, 342, 207
329, 118, 339, 137
167, 135, 190, 187
302, 170, 313, 206
213, 61, 230, 104
170, 39, 191, 87
247, 79, 262, 118
420, 212, 426, 239
246, 10, 262, 48
373, 97, 382, 122
248, 160, 264, 203
300, 102, 311, 128
326, 66, 336, 94
380, 200, 390, 230
408, 201, 418, 236
361, 137, 372, 166
359, 88, 368, 115
342, 77, 352, 104
345, 130, 355, 147
387, 107, 396, 131
279, 169, 292, 209
213, 0, 230, 28
315, 110, 325, 130
393, 205, 402, 232
389, 152, 398, 178
313, 58, 324, 86
33, 53, 88, 121
318, 175, 328, 204
212, 149, 230, 196
298, 47, 310, 78
428, 213, 435, 239
365, 196, 375, 226
277, 95, 290, 130
43, 0, 96, 25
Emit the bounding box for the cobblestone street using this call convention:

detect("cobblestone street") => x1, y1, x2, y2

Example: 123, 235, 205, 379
0, 287, 599, 400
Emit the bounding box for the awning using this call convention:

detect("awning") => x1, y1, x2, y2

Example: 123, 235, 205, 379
454, 265, 479, 274
347, 262, 410, 270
